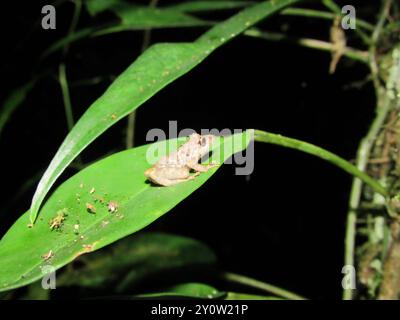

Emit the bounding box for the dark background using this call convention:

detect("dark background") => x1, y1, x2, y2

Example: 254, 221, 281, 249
0, 0, 378, 299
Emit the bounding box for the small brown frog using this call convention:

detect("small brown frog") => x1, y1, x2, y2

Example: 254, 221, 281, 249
144, 133, 217, 186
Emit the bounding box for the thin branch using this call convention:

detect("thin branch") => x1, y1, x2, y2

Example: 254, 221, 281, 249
126, 0, 159, 149
253, 130, 388, 198
369, 0, 393, 96
221, 272, 306, 300
58, 64, 75, 131
343, 99, 392, 300
322, 0, 341, 14
343, 0, 394, 300
244, 28, 368, 63
63, 0, 82, 55
281, 7, 374, 31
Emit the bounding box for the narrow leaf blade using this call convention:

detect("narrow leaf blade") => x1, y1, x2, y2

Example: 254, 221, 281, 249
0, 80, 36, 138
30, 0, 299, 223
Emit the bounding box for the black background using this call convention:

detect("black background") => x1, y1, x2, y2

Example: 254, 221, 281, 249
0, 0, 379, 299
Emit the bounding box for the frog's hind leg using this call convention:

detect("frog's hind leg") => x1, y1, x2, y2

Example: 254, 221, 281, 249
187, 162, 218, 173
159, 175, 196, 186
154, 169, 195, 186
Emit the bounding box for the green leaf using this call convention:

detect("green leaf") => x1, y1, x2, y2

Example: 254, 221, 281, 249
225, 292, 283, 300
30, 0, 299, 224
95, 6, 213, 36
135, 283, 225, 299
253, 129, 388, 197
168, 1, 253, 13
0, 80, 36, 139
0, 132, 250, 292
42, 1, 257, 58
86, 0, 251, 16
57, 232, 217, 291
85, 1, 254, 35
85, 0, 122, 16
114, 6, 210, 28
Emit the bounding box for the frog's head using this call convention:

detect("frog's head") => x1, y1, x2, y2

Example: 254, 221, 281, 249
199, 134, 215, 147
183, 133, 216, 162
197, 134, 215, 156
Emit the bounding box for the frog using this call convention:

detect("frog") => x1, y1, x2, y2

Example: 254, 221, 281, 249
144, 133, 217, 186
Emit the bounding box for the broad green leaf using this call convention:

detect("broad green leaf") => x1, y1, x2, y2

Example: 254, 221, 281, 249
225, 292, 283, 300
95, 6, 213, 36
86, 0, 251, 16
30, 0, 299, 224
42, 17, 210, 58
85, 0, 122, 16
135, 283, 225, 299
86, 1, 255, 35
43, 4, 212, 58
0, 80, 36, 138
42, 1, 254, 57
57, 232, 217, 291
0, 132, 251, 292
170, 1, 253, 12
114, 6, 210, 28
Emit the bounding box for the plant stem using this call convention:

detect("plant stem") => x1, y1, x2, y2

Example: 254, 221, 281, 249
58, 0, 83, 131
280, 8, 374, 31
342, 88, 392, 300
59, 63, 84, 167
369, 0, 393, 96
221, 272, 306, 300
343, 0, 393, 300
322, 0, 341, 14
253, 130, 388, 198
58, 64, 75, 131
126, 0, 159, 149
244, 29, 368, 63
126, 111, 136, 149
371, 0, 393, 44
63, 0, 82, 55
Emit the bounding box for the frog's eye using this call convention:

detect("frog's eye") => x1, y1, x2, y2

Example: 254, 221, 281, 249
200, 137, 207, 146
